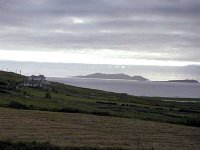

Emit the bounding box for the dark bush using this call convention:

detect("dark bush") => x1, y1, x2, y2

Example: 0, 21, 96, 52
29, 105, 34, 109
0, 89, 10, 94
0, 80, 8, 86
7, 101, 28, 109
92, 111, 110, 116
23, 91, 27, 95
60, 107, 81, 113
182, 118, 200, 127
96, 101, 117, 105
45, 92, 51, 99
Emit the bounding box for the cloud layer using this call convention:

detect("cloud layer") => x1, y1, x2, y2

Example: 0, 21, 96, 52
0, 0, 200, 65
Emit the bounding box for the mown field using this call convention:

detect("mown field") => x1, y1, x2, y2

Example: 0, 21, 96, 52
0, 107, 200, 150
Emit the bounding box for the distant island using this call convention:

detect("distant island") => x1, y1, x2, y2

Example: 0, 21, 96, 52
165, 79, 199, 83
75, 73, 199, 83
75, 73, 149, 81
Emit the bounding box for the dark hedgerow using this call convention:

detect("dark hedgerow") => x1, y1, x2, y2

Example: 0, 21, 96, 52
92, 111, 110, 116
7, 101, 28, 110
0, 141, 60, 150
182, 118, 200, 127
0, 141, 126, 150
96, 101, 117, 105
60, 107, 81, 113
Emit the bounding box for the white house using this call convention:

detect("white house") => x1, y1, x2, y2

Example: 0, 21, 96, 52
24, 75, 46, 87
28, 75, 45, 82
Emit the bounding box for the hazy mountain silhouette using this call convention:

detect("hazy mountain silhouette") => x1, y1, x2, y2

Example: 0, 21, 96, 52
1, 60, 200, 81
76, 73, 149, 81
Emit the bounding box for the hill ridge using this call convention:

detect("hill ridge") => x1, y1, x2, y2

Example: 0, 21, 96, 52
76, 73, 149, 81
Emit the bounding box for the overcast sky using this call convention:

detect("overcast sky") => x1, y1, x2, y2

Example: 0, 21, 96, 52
0, 0, 200, 66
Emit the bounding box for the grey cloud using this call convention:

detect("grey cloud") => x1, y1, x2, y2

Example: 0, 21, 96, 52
0, 0, 199, 63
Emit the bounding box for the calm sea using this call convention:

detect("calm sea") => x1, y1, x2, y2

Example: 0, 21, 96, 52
47, 77, 200, 98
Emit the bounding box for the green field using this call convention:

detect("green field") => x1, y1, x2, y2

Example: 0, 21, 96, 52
0, 70, 200, 150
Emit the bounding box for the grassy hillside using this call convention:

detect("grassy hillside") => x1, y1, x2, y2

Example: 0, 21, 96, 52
0, 71, 27, 93
0, 70, 27, 84
0, 107, 199, 150
0, 70, 200, 127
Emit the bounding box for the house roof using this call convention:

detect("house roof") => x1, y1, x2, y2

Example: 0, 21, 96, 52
29, 75, 45, 79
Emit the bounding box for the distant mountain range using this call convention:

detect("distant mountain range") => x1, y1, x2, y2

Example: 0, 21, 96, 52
75, 73, 149, 81
75, 73, 199, 83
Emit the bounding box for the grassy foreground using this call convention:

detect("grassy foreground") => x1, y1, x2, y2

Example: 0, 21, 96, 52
0, 107, 199, 150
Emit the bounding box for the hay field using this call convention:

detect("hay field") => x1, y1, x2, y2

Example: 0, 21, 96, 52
0, 107, 199, 150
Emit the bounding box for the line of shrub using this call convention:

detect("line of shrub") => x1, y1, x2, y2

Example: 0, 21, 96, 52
5, 101, 200, 127
180, 117, 200, 127
60, 107, 82, 113
96, 101, 117, 105
7, 101, 30, 110
6, 101, 112, 118
0, 141, 126, 150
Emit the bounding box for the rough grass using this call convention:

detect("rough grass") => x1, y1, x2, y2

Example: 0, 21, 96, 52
0, 107, 199, 150
0, 71, 26, 81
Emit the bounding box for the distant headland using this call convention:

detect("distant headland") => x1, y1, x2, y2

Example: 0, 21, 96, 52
75, 73, 199, 83
165, 79, 199, 83
75, 73, 149, 81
